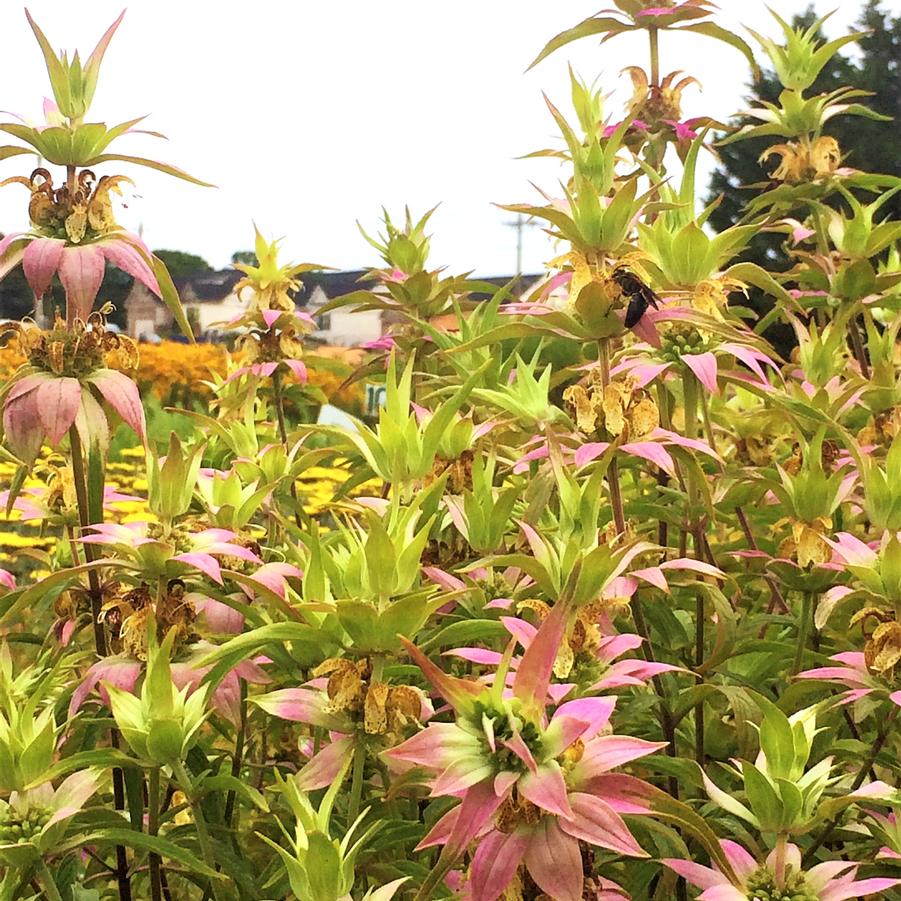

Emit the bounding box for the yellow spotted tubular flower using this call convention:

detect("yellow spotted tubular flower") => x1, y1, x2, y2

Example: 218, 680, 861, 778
563, 372, 659, 441
760, 136, 842, 184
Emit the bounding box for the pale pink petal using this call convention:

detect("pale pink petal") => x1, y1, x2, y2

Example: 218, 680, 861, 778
283, 359, 308, 382
582, 774, 656, 815
620, 441, 676, 476
0, 231, 26, 257
100, 237, 160, 296
69, 658, 142, 717
431, 756, 495, 795
821, 878, 901, 901
698, 887, 749, 901
501, 616, 537, 649
58, 245, 106, 321
655, 428, 721, 460
22, 237, 64, 299
523, 819, 583, 901
416, 806, 460, 850
613, 361, 671, 388
387, 723, 476, 768
440, 780, 507, 859
36, 377, 82, 446
173, 552, 223, 583
575, 735, 666, 777
517, 763, 573, 818
632, 566, 669, 591
597, 634, 643, 660
820, 878, 901, 901
721, 343, 778, 384
682, 351, 719, 394
662, 859, 727, 891
246, 562, 302, 599
720, 839, 758, 882
253, 687, 338, 728
501, 732, 537, 773
512, 593, 570, 710
559, 793, 646, 856
806, 861, 857, 890
630, 308, 663, 347
58, 619, 77, 646
575, 442, 610, 468
3, 391, 43, 462
46, 771, 102, 827
87, 369, 146, 441
422, 567, 466, 592
0, 570, 15, 591
8, 372, 52, 402
401, 638, 485, 714
494, 771, 518, 797
445, 648, 504, 666
202, 542, 262, 564
193, 595, 244, 634
469, 830, 529, 901
294, 736, 354, 791
551, 696, 617, 741
826, 532, 878, 567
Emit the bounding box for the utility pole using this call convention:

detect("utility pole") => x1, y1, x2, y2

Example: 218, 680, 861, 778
503, 213, 538, 275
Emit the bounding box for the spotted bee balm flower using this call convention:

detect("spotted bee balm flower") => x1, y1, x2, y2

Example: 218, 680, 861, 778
0, 312, 144, 466
386, 597, 663, 901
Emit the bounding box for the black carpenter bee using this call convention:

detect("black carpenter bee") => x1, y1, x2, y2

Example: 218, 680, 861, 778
612, 266, 660, 328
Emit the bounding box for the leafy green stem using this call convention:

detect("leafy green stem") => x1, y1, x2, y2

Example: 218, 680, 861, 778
35, 860, 63, 901
172, 761, 226, 901
148, 767, 163, 901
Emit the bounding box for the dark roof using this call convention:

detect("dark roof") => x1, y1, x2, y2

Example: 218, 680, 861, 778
295, 271, 543, 306
174, 269, 243, 301
152, 268, 544, 307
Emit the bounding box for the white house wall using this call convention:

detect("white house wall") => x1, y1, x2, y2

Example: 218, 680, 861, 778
187, 293, 248, 333
315, 308, 383, 346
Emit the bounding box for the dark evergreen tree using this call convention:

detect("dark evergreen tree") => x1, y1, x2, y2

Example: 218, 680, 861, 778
152, 249, 212, 278
707, 0, 900, 270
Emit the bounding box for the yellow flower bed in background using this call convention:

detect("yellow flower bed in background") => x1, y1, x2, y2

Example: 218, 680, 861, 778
0, 451, 381, 580
0, 340, 365, 412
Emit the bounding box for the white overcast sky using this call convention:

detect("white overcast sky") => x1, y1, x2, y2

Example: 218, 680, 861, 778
0, 1, 897, 276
